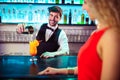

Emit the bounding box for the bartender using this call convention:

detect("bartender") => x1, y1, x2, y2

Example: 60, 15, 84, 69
16, 6, 69, 58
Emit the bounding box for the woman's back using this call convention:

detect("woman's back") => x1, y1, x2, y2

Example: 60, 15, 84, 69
78, 27, 108, 80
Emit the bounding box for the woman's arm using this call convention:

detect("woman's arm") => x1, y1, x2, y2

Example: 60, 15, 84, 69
100, 29, 120, 80
38, 67, 78, 75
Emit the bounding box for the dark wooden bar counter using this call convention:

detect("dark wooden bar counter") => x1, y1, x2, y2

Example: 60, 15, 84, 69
0, 55, 77, 80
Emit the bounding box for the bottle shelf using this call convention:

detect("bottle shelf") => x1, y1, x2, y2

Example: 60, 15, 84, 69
0, 0, 84, 5
0, 3, 92, 25
0, 0, 95, 26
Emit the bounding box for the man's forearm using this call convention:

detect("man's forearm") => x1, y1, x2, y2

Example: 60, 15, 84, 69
53, 50, 69, 56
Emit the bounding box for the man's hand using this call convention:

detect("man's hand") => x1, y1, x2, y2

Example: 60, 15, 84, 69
16, 24, 25, 34
40, 52, 56, 58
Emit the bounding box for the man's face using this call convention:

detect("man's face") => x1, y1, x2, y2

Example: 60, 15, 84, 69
82, 0, 95, 21
48, 12, 61, 27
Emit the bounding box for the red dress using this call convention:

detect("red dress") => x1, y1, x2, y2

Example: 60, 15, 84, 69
78, 28, 108, 80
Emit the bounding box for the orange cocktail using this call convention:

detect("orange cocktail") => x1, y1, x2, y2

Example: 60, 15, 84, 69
29, 40, 39, 61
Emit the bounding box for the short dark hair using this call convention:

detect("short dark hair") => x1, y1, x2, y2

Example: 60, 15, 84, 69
48, 6, 62, 18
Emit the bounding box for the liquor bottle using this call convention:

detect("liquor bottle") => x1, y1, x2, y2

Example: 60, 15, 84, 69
63, 10, 68, 24
28, 5, 33, 22
55, 0, 59, 4
8, 9, 11, 21
34, 10, 38, 22
49, 0, 54, 3
90, 20, 95, 26
34, 0, 38, 3
69, 9, 72, 24
71, 0, 74, 4
0, 16, 1, 23
85, 17, 89, 24
28, 10, 33, 22
2, 8, 6, 22
74, 0, 80, 4
38, 0, 43, 3
37, 9, 41, 22
64, 14, 67, 24
45, 0, 48, 3
81, 13, 85, 24
65, 0, 71, 4
17, 10, 23, 22
73, 9, 77, 24
12, 8, 16, 22
80, 0, 84, 4
0, 8, 2, 23
62, 0, 64, 4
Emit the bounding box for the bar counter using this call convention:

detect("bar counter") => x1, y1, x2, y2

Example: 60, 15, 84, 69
0, 55, 77, 80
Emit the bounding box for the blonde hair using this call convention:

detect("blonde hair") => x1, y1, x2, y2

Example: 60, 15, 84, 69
86, 0, 120, 32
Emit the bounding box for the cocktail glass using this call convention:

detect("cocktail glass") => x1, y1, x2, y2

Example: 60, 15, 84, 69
29, 40, 38, 62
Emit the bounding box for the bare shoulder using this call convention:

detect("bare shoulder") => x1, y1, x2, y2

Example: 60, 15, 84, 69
97, 28, 120, 59
102, 28, 120, 43
100, 27, 120, 57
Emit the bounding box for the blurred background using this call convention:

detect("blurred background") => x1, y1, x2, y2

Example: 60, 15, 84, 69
0, 0, 96, 56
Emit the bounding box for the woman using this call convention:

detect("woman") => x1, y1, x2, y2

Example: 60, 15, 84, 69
38, 0, 120, 80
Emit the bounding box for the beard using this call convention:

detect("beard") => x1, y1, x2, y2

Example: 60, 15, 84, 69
49, 20, 58, 26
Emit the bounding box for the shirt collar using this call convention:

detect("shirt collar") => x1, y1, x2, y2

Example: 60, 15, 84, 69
47, 23, 58, 31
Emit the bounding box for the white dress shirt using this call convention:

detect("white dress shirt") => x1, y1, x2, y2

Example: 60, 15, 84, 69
40, 23, 69, 56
